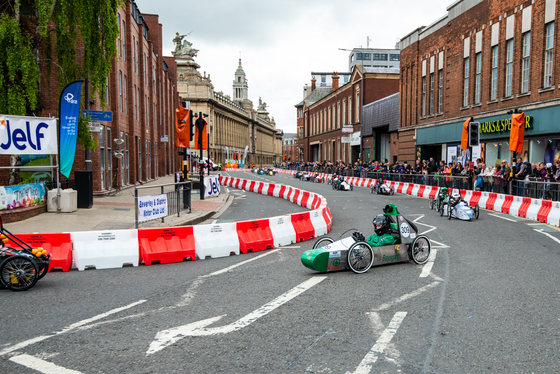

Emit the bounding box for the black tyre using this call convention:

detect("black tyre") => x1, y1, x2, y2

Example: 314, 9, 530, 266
37, 261, 49, 279
347, 242, 374, 274
447, 204, 452, 220
409, 235, 431, 265
436, 198, 441, 213
429, 197, 435, 210
390, 188, 394, 195
332, 183, 335, 190
474, 204, 480, 219
440, 202, 445, 216
370, 186, 374, 194
0, 255, 39, 291
312, 237, 334, 250
350, 184, 353, 191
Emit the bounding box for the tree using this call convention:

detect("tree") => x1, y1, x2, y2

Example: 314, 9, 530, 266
0, 0, 122, 182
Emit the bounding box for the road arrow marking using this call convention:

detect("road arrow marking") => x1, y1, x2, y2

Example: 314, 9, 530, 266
10, 354, 83, 374
146, 276, 327, 355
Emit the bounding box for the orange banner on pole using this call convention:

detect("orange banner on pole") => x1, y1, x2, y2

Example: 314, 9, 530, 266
175, 106, 190, 148
461, 117, 471, 150
195, 117, 208, 150
509, 112, 525, 154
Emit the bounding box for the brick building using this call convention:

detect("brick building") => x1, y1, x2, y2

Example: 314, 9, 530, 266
398, 0, 560, 166
16, 0, 181, 194
298, 67, 399, 164
281, 133, 298, 162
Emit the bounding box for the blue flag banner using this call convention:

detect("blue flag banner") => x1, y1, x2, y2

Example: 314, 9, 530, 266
59, 81, 83, 178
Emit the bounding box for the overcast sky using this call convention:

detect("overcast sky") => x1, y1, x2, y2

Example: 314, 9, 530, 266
135, 0, 452, 134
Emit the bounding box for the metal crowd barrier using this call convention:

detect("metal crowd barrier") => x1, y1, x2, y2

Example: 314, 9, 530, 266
134, 181, 192, 228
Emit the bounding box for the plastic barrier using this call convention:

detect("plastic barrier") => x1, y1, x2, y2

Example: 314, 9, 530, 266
410, 184, 419, 196
428, 186, 439, 199
300, 191, 310, 208
396, 183, 405, 194
478, 192, 489, 209
486, 193, 497, 210
291, 189, 301, 204
278, 185, 286, 199
417, 185, 426, 197
406, 183, 415, 195
525, 199, 542, 221
257, 182, 266, 194
517, 197, 531, 218
193, 223, 240, 259
241, 179, 248, 190
547, 201, 560, 226
509, 196, 523, 217
468, 191, 481, 207
267, 184, 276, 196
537, 200, 553, 223
5, 233, 73, 272
501, 195, 514, 214
236, 220, 274, 253
71, 230, 139, 270
323, 207, 333, 232
138, 227, 195, 265
310, 209, 328, 237
311, 194, 321, 209
493, 194, 505, 212
459, 189, 467, 200
290, 212, 315, 242
422, 185, 432, 198
248, 180, 256, 192
268, 215, 297, 247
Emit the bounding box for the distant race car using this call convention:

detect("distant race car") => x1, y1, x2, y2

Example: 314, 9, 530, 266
333, 177, 353, 191
439, 192, 479, 220
370, 179, 394, 195
301, 204, 431, 274
300, 173, 311, 182
294, 171, 303, 179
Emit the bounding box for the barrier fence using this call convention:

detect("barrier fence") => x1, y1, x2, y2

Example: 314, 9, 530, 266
134, 181, 192, 228
15, 176, 331, 272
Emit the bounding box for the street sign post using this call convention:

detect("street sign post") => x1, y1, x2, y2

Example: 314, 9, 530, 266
82, 110, 113, 122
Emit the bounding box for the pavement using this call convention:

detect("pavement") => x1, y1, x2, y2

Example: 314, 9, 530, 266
5, 174, 233, 234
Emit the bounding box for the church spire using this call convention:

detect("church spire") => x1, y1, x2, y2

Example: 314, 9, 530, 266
233, 58, 248, 102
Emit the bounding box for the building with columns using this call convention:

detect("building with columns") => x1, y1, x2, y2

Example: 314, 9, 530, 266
174, 43, 282, 167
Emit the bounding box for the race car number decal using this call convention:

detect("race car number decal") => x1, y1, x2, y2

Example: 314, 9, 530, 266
400, 222, 411, 238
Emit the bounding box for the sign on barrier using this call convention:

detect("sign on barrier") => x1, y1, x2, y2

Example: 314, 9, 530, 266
204, 175, 221, 198
236, 220, 274, 253
137, 194, 168, 223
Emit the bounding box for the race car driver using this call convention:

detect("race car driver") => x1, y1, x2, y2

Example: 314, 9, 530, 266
365, 214, 397, 247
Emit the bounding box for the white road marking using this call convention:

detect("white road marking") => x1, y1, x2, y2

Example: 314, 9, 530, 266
211, 219, 217, 224
0, 300, 147, 356
147, 276, 327, 354
201, 249, 281, 278
10, 354, 83, 374
429, 239, 450, 248
349, 312, 407, 374
488, 213, 517, 222
420, 248, 437, 278
534, 229, 560, 245
370, 282, 440, 312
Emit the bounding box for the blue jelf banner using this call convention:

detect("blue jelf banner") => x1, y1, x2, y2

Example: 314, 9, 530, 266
59, 81, 83, 178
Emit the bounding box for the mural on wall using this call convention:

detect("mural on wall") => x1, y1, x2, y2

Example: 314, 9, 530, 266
0, 183, 46, 210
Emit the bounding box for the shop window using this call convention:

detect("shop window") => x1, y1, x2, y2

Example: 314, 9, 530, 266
429, 73, 434, 115
475, 53, 481, 104
438, 70, 443, 113
421, 76, 426, 117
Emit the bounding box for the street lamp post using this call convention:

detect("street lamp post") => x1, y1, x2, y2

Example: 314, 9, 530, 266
261, 131, 263, 169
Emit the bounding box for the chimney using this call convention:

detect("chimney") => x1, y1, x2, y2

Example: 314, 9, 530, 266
311, 77, 316, 92
332, 72, 339, 91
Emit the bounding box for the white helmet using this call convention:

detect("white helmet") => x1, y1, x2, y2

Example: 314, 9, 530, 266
452, 193, 461, 200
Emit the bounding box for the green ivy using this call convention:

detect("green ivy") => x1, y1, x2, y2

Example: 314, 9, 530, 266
0, 0, 123, 147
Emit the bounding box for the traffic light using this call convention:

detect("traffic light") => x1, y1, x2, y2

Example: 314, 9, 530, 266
194, 116, 208, 150
469, 121, 480, 147
189, 110, 196, 141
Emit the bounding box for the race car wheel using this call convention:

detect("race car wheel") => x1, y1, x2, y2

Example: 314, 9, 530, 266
390, 188, 394, 195
347, 242, 374, 274
0, 255, 39, 291
409, 235, 431, 265
37, 262, 49, 279
436, 199, 441, 213
332, 183, 335, 190
312, 237, 334, 250
350, 184, 353, 191
370, 187, 374, 194
474, 204, 480, 219
440, 203, 445, 216
447, 204, 453, 220
429, 197, 435, 210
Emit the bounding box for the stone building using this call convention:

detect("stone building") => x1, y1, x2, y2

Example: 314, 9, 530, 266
174, 42, 282, 168
398, 0, 560, 165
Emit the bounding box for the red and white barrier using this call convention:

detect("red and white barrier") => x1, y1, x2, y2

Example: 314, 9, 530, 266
71, 230, 139, 270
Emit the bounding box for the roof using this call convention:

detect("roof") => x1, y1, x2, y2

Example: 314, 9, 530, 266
282, 133, 297, 140
294, 87, 331, 107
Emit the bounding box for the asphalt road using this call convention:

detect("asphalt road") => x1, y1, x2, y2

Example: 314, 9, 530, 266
1, 170, 559, 373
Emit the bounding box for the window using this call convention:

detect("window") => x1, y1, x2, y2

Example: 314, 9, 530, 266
133, 84, 136, 119
373, 54, 388, 60
105, 77, 109, 106
125, 133, 129, 184
133, 37, 136, 72
122, 21, 126, 61
119, 71, 123, 111
390, 54, 400, 61
505, 39, 513, 97
463, 57, 469, 106
321, 76, 326, 83
107, 127, 112, 189
136, 41, 139, 74
475, 53, 481, 104
238, 77, 241, 82
429, 73, 434, 115
421, 76, 426, 117
357, 53, 371, 60
521, 32, 531, 93
491, 46, 499, 100
344, 75, 349, 83
117, 14, 121, 56
137, 137, 142, 181
120, 131, 125, 186
544, 23, 554, 88
124, 75, 127, 113
438, 70, 443, 113
100, 126, 105, 190
146, 140, 151, 180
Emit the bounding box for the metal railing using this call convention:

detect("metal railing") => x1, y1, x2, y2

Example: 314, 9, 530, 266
134, 181, 191, 228
278, 165, 560, 202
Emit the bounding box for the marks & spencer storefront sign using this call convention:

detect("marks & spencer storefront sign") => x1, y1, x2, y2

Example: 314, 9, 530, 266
480, 116, 532, 134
